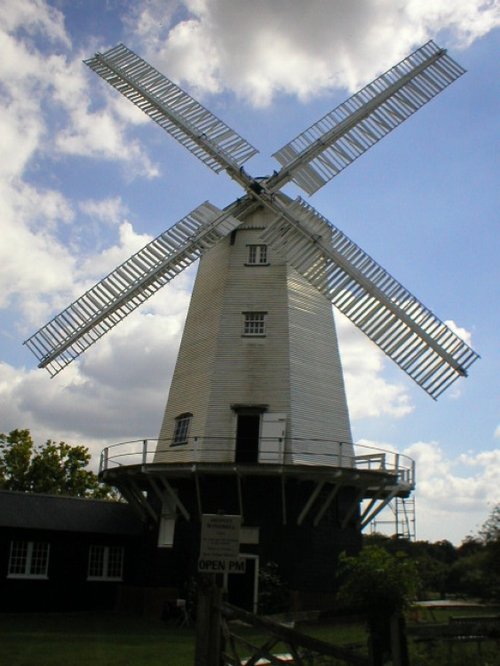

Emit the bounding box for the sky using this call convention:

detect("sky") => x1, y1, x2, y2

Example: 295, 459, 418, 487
0, 0, 498, 545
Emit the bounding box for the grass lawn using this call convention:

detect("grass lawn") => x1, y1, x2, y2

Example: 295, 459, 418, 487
2, 608, 500, 665
0, 612, 196, 666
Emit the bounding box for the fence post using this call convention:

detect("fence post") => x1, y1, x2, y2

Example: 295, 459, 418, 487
142, 439, 148, 466
390, 613, 410, 666
194, 574, 222, 666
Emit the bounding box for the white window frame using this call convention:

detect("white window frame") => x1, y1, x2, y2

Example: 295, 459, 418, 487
172, 412, 192, 446
8, 541, 50, 579
243, 312, 266, 336
87, 545, 124, 581
247, 244, 268, 265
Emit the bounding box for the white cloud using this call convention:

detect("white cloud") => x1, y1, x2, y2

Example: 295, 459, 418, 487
0, 0, 170, 332
406, 440, 500, 542
0, 274, 192, 464
75, 222, 154, 287
0, 180, 75, 318
336, 312, 414, 420
79, 197, 128, 227
361, 438, 500, 543
406, 440, 500, 510
0, 0, 159, 183
0, 0, 70, 47
126, 0, 500, 106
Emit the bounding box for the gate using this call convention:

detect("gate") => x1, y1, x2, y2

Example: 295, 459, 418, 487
220, 602, 369, 665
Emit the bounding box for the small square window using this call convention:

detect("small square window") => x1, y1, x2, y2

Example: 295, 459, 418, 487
243, 312, 266, 336
8, 541, 50, 579
88, 545, 124, 581
247, 245, 268, 265
172, 413, 192, 446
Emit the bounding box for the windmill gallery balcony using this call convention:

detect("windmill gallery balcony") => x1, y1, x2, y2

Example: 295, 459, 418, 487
98, 438, 414, 534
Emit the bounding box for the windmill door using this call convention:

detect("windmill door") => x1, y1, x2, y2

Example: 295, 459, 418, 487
235, 414, 260, 463
259, 413, 287, 464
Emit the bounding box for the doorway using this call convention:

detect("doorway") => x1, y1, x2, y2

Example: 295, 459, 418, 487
235, 414, 260, 463
226, 555, 259, 613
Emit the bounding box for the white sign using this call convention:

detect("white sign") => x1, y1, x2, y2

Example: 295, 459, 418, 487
198, 557, 246, 574
200, 514, 241, 560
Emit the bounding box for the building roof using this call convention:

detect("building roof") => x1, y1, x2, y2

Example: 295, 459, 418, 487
0, 490, 144, 536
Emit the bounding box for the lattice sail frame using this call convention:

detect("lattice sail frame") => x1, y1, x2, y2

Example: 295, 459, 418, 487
261, 198, 479, 399
24, 40, 480, 397
84, 44, 258, 174
24, 203, 242, 376
271, 41, 465, 194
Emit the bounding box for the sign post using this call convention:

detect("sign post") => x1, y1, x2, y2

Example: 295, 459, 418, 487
198, 514, 245, 574
195, 514, 244, 666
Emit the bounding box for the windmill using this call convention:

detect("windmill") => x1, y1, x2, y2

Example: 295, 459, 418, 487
25, 41, 478, 608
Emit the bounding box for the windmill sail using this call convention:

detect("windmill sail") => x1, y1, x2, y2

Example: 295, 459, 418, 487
24, 40, 478, 397
24, 203, 241, 376
270, 41, 465, 195
261, 197, 479, 398
84, 44, 258, 175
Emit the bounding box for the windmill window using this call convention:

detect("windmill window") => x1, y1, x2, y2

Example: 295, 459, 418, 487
8, 541, 50, 579
246, 245, 268, 265
172, 413, 192, 446
243, 312, 266, 336
88, 545, 124, 581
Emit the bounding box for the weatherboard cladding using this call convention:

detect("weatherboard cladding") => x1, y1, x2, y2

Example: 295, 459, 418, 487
287, 268, 354, 461
156, 229, 231, 461
155, 205, 353, 464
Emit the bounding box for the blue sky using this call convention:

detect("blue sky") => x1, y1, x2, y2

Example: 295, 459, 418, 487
0, 0, 498, 544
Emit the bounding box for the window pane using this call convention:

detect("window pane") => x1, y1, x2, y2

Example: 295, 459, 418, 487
173, 414, 191, 445
248, 245, 257, 264
88, 545, 104, 577
30, 543, 49, 576
9, 541, 28, 575
107, 546, 124, 579
243, 312, 266, 336
88, 545, 124, 580
8, 541, 49, 577
247, 245, 267, 265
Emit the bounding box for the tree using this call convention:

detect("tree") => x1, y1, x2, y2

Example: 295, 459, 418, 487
336, 546, 418, 665
448, 506, 500, 601
479, 504, 500, 600
337, 545, 418, 617
479, 503, 500, 544
0, 429, 114, 499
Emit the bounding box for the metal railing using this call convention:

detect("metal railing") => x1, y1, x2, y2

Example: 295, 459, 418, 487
99, 437, 415, 487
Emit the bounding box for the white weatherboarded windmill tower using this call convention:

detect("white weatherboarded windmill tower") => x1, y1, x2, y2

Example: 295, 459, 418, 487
26, 41, 478, 609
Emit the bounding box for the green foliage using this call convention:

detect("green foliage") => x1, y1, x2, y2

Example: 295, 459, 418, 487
258, 561, 289, 614
479, 503, 500, 544
336, 545, 418, 617
0, 428, 32, 490
447, 504, 500, 601
0, 428, 115, 499
363, 505, 500, 603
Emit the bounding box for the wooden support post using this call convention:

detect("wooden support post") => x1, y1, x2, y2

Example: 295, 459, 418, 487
194, 575, 223, 666
390, 613, 409, 666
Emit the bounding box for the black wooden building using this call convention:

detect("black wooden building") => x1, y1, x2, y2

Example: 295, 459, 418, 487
0, 490, 180, 613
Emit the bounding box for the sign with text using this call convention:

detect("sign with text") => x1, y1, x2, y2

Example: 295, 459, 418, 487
198, 557, 246, 574
200, 514, 241, 560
